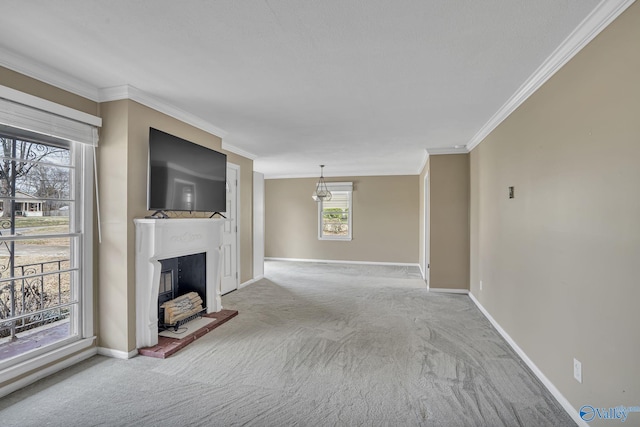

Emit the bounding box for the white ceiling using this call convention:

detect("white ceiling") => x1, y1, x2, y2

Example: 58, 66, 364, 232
0, 0, 617, 178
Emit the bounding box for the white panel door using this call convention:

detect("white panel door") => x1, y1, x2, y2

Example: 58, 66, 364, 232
220, 165, 239, 294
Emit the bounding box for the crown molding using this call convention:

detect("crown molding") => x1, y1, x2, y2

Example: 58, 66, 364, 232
97, 85, 132, 102
467, 0, 635, 152
0, 47, 100, 102
264, 173, 323, 179
264, 168, 419, 179
0, 50, 231, 140
221, 141, 258, 160
98, 85, 228, 139
425, 147, 469, 156
416, 149, 429, 174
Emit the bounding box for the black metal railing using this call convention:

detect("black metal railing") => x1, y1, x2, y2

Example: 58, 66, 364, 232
0, 259, 71, 339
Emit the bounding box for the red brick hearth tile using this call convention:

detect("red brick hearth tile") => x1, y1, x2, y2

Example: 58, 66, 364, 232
138, 309, 238, 359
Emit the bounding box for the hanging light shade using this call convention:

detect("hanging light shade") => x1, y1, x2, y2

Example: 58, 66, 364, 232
312, 165, 332, 202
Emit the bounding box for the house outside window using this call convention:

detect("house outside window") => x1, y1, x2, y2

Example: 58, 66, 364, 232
318, 182, 353, 241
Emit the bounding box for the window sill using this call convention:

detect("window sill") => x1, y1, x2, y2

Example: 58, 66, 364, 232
0, 336, 96, 390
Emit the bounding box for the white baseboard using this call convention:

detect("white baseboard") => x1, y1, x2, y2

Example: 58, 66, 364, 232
97, 347, 138, 359
265, 257, 420, 268
0, 337, 96, 385
239, 276, 263, 289
0, 344, 97, 399
418, 264, 430, 289
429, 288, 469, 294
468, 293, 587, 427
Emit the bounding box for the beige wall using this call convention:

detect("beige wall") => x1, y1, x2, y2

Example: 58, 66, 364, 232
418, 158, 429, 275
97, 99, 254, 352
470, 1, 640, 418
97, 100, 132, 351
265, 175, 419, 264
429, 154, 470, 290
0, 66, 98, 115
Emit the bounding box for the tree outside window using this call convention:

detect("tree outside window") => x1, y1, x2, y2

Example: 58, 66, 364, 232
319, 190, 352, 240
0, 136, 76, 350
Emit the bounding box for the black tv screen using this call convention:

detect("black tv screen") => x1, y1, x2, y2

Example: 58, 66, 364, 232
147, 128, 227, 213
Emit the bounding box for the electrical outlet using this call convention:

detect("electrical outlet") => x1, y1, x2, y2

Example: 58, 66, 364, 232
574, 358, 582, 383
480, 280, 483, 291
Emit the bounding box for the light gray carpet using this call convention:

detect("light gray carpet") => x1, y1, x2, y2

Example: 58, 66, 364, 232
0, 261, 575, 426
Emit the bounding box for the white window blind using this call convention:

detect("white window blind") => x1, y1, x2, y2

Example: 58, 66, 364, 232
325, 182, 353, 192
0, 97, 98, 146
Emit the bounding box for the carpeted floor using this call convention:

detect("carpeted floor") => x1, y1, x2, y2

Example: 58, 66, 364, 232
0, 261, 575, 426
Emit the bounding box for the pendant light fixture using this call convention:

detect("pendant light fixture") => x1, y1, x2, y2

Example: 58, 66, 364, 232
312, 165, 332, 202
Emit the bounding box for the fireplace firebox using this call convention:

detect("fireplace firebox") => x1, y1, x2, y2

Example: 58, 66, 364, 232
158, 253, 206, 329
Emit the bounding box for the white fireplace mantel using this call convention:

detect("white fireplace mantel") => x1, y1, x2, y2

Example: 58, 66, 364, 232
134, 217, 225, 348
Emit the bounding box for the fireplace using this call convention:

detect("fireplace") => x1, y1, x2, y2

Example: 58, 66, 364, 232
134, 218, 225, 348
158, 253, 207, 328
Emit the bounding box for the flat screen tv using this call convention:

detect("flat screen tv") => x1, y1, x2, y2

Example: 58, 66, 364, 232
147, 128, 227, 214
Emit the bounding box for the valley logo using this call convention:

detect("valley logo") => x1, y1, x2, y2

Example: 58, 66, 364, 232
580, 405, 640, 423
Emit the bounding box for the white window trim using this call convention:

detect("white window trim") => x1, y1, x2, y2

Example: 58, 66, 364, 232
79, 143, 95, 339
318, 182, 353, 241
0, 88, 98, 382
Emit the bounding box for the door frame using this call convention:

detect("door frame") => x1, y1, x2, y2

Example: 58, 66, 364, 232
227, 162, 240, 291
423, 172, 430, 289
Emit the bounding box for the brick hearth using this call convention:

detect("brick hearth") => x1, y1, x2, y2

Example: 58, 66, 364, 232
138, 309, 238, 359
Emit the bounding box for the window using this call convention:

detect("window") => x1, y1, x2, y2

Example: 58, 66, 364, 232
0, 92, 98, 373
0, 135, 81, 363
318, 182, 353, 241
